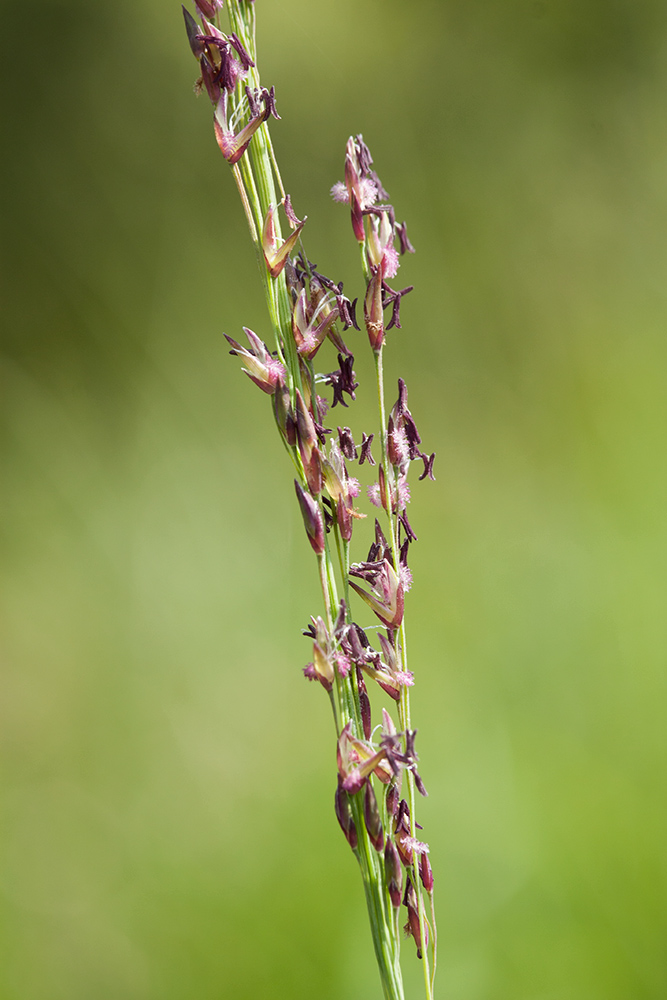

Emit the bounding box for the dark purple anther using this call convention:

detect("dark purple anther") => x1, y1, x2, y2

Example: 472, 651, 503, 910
346, 625, 364, 663
228, 32, 255, 70
219, 50, 243, 93
418, 451, 436, 481
370, 172, 390, 202
327, 373, 348, 408
358, 433, 375, 466
395, 798, 410, 833
400, 537, 410, 571
355, 134, 374, 176
325, 355, 358, 408
338, 355, 358, 399
390, 379, 423, 463
403, 414, 422, 459
353, 622, 370, 649
337, 426, 358, 461
395, 221, 415, 255
398, 510, 417, 543
384, 284, 414, 330
378, 464, 388, 512
262, 85, 281, 120
313, 417, 332, 446
337, 291, 359, 331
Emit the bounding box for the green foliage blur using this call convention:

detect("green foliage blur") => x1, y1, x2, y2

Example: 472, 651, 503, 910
1, 1, 665, 997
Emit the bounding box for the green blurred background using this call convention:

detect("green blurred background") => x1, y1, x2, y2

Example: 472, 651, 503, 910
1, 0, 665, 997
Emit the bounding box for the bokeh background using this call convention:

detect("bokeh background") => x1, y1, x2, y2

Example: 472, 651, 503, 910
1, 1, 665, 997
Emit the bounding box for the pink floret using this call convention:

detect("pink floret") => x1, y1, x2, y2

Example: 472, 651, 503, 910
382, 245, 400, 280
330, 181, 348, 203
367, 483, 383, 508
397, 479, 411, 508
336, 654, 352, 678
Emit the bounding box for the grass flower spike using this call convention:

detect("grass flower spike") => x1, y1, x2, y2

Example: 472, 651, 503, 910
182, 3, 437, 997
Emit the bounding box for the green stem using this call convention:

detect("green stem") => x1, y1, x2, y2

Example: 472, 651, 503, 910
352, 803, 405, 1000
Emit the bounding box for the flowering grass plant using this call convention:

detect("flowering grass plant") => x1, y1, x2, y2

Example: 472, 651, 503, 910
182, 2, 437, 996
